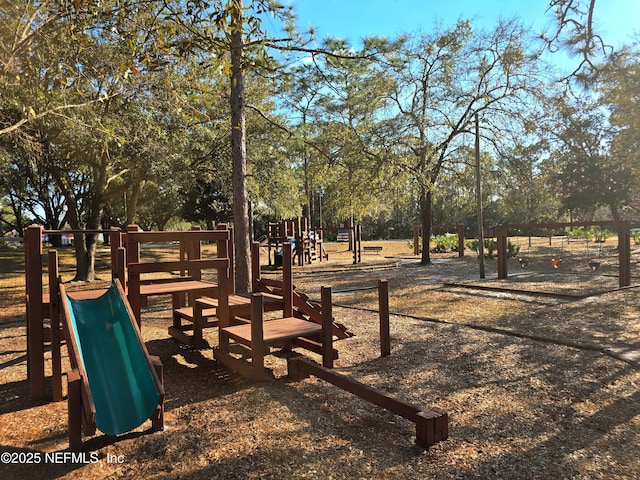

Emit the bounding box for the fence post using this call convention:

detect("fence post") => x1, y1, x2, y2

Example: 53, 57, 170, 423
413, 226, 421, 256
618, 221, 631, 287
378, 279, 391, 357
496, 225, 508, 279
321, 286, 334, 368
457, 224, 465, 257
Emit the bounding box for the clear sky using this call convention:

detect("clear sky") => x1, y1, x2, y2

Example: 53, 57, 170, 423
287, 0, 638, 63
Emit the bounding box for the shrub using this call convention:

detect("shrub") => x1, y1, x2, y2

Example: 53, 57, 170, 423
569, 226, 611, 243
409, 234, 460, 253
407, 236, 421, 251
592, 227, 611, 243
569, 226, 593, 241
430, 233, 459, 253
465, 238, 519, 258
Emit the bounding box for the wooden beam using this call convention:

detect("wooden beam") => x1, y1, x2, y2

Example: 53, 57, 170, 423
287, 357, 448, 448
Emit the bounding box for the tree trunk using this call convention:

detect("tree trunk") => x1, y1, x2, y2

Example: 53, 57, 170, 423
610, 203, 621, 222
49, 170, 95, 281
71, 233, 98, 282
126, 180, 144, 226
230, 1, 251, 293
419, 186, 432, 265
65, 211, 98, 282
70, 201, 101, 281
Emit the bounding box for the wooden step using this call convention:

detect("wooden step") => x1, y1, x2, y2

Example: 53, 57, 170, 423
168, 325, 210, 348
174, 306, 217, 323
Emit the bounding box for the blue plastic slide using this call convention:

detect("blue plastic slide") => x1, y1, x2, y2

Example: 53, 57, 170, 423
63, 280, 161, 435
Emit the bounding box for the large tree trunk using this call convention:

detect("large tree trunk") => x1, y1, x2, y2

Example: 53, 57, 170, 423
229, 1, 251, 294
72, 232, 98, 282
610, 203, 621, 221
65, 205, 98, 282
49, 168, 96, 281
419, 186, 432, 265
126, 180, 144, 226
70, 196, 101, 282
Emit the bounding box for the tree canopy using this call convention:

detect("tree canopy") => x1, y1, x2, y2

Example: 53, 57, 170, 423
1, 0, 638, 280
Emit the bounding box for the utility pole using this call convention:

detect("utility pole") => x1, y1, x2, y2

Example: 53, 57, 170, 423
475, 114, 485, 279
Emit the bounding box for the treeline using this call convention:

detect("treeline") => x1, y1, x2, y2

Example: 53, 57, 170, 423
1, 1, 638, 246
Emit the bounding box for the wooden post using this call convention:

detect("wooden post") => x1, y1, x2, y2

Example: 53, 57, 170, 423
150, 356, 164, 432
457, 224, 465, 257
496, 225, 508, 279
115, 247, 126, 285
413, 226, 421, 256
251, 241, 260, 292
126, 224, 141, 266
283, 242, 293, 317
67, 369, 83, 451
48, 250, 63, 402
378, 279, 391, 357
109, 228, 121, 280
353, 224, 362, 264
251, 293, 265, 381
110, 228, 125, 282
188, 225, 203, 279
321, 286, 333, 369
228, 226, 236, 295
296, 217, 303, 266
126, 225, 143, 327
217, 228, 230, 353
618, 221, 631, 287
25, 225, 45, 401
353, 227, 357, 264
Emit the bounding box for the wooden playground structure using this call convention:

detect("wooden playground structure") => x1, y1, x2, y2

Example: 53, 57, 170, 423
23, 224, 448, 449
265, 218, 363, 266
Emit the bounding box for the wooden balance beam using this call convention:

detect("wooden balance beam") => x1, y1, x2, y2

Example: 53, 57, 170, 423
287, 356, 448, 448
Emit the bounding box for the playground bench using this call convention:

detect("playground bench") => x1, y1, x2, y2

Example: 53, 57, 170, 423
337, 229, 350, 242
363, 245, 383, 254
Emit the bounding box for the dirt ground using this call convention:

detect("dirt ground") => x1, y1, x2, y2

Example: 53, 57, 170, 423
1, 238, 639, 479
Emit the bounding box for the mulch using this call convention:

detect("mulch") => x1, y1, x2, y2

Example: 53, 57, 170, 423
1, 244, 639, 479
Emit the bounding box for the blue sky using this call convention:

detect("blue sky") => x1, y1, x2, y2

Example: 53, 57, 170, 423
286, 0, 638, 68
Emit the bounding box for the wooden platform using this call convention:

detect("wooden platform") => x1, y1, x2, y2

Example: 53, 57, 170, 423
196, 292, 284, 316
170, 292, 285, 348
221, 317, 323, 346
214, 290, 334, 381
139, 280, 217, 299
